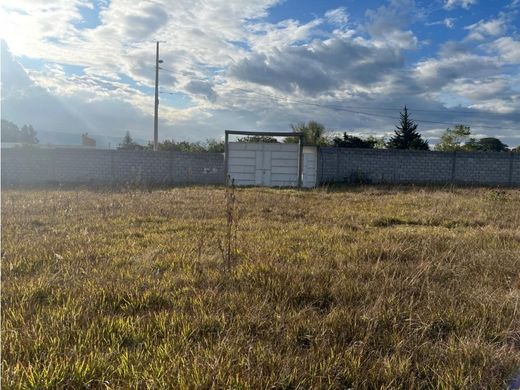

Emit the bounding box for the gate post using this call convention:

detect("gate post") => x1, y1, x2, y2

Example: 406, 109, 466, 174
298, 134, 303, 188
224, 131, 229, 186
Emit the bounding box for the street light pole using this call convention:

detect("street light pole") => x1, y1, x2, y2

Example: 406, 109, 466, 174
153, 41, 160, 151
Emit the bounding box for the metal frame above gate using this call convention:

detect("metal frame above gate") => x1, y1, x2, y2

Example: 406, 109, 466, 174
224, 130, 305, 188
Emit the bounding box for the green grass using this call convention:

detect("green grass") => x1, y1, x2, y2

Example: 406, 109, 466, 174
2, 185, 520, 389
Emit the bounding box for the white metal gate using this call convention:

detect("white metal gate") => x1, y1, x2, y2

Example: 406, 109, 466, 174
302, 146, 317, 188
227, 142, 317, 187
228, 142, 296, 186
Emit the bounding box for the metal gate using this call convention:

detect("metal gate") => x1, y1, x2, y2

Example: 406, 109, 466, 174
227, 142, 300, 186
302, 146, 317, 188
224, 130, 317, 188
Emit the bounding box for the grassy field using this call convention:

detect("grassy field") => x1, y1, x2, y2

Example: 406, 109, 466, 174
2, 185, 520, 389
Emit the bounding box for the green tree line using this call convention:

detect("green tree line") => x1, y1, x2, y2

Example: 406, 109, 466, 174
1, 119, 38, 144
3, 110, 516, 153
118, 131, 226, 153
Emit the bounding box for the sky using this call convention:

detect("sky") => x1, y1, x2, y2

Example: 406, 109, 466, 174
1, 0, 520, 147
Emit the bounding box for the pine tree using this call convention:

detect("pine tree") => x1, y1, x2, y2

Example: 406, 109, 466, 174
118, 131, 143, 150
387, 106, 429, 150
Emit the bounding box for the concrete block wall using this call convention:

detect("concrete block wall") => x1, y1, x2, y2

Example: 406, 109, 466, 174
513, 154, 520, 185
54, 149, 113, 183
318, 147, 520, 187
1, 149, 55, 184
1, 148, 224, 185
2, 146, 518, 187
453, 152, 513, 186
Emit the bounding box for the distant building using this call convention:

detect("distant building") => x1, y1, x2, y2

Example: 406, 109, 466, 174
82, 133, 96, 147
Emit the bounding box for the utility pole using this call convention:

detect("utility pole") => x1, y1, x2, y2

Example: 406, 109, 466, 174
153, 41, 162, 151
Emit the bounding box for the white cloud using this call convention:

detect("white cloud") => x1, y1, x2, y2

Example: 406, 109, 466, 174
413, 53, 499, 90
325, 7, 349, 27
469, 99, 519, 114
1, 0, 519, 145
438, 18, 455, 29
364, 0, 419, 49
246, 18, 323, 54
444, 0, 477, 10
444, 18, 456, 28
447, 78, 510, 100
426, 18, 455, 29
507, 0, 520, 9
465, 16, 508, 41
487, 37, 520, 63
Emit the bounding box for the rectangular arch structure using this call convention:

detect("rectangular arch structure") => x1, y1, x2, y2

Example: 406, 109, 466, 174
224, 130, 306, 188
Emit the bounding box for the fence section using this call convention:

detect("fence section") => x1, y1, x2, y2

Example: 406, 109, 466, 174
318, 148, 520, 186
1, 148, 224, 185
2, 147, 519, 187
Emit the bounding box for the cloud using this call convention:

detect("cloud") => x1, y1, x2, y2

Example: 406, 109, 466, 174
1, 40, 90, 134
468, 98, 519, 114
413, 53, 499, 90
444, 0, 477, 10
508, 0, 520, 9
325, 7, 349, 27
184, 80, 217, 102
1, 0, 519, 147
444, 18, 456, 28
364, 0, 419, 49
246, 18, 323, 54
229, 37, 404, 94
427, 18, 456, 29
486, 37, 520, 63
121, 3, 169, 39
447, 77, 510, 100
465, 16, 508, 41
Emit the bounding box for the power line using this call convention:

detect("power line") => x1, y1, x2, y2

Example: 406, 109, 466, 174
150, 62, 513, 130
156, 73, 476, 115
158, 66, 176, 73
233, 87, 504, 130
237, 88, 477, 115
234, 88, 454, 116
158, 85, 511, 130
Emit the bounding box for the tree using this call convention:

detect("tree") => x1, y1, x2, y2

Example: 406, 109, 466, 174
435, 125, 471, 151
463, 137, 480, 151
206, 139, 225, 153
20, 125, 38, 143
1, 119, 38, 143
332, 133, 375, 148
285, 121, 328, 145
152, 139, 176, 151
1, 120, 21, 142
145, 139, 209, 152
475, 137, 508, 152
387, 106, 429, 150
237, 135, 278, 143
118, 131, 144, 150
174, 141, 206, 152
366, 135, 386, 149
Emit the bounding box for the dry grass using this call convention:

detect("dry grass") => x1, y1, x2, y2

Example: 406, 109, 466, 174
2, 185, 520, 389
